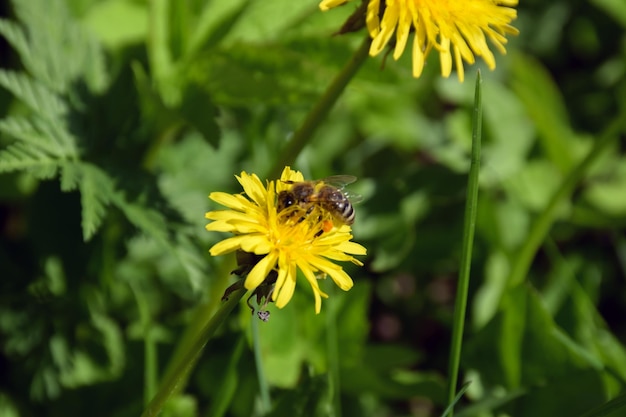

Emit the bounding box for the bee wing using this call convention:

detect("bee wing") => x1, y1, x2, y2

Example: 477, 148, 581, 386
342, 190, 363, 204
321, 175, 357, 189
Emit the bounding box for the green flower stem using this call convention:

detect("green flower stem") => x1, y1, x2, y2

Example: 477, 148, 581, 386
507, 106, 626, 288
267, 35, 372, 179
446, 71, 483, 416
140, 287, 246, 417
326, 286, 342, 417
129, 281, 159, 405
251, 313, 272, 413
159, 257, 235, 387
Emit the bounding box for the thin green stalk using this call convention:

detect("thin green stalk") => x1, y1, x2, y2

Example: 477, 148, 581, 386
140, 287, 246, 417
507, 106, 626, 288
251, 314, 272, 413
128, 281, 158, 405
326, 287, 342, 417
446, 71, 483, 416
267, 35, 372, 179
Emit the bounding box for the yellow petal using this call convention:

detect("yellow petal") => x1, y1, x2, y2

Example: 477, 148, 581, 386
439, 36, 452, 78
297, 260, 328, 314
307, 256, 353, 290
330, 240, 367, 256
237, 172, 267, 207
370, 3, 399, 55
366, 0, 381, 37
454, 45, 465, 82
205, 220, 237, 233
209, 192, 250, 211
245, 251, 278, 289
209, 235, 248, 256
239, 235, 273, 254
318, 0, 348, 11
273, 261, 296, 309
393, 6, 411, 60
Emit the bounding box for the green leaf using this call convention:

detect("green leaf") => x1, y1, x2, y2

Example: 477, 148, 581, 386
441, 382, 471, 417
0, 70, 68, 120
577, 391, 626, 417
266, 372, 332, 417
591, 0, 626, 27
0, 18, 30, 63
0, 142, 61, 178
187, 0, 251, 57
583, 158, 626, 216
510, 52, 580, 173
0, 116, 66, 155
82, 0, 149, 49
112, 193, 170, 246
342, 366, 446, 403
76, 163, 114, 241
162, 395, 198, 417
9, 0, 109, 93
465, 285, 608, 417
223, 0, 316, 43
204, 337, 245, 417
0, 392, 20, 417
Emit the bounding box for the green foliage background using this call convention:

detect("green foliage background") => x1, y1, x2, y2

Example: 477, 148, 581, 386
1, 0, 626, 416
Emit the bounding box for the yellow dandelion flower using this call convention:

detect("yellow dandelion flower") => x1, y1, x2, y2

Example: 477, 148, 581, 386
320, 0, 519, 82
205, 167, 366, 314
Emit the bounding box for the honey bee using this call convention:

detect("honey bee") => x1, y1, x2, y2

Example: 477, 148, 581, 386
277, 175, 361, 231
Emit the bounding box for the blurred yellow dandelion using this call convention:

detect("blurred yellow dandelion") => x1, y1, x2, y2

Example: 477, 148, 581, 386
320, 0, 519, 82
205, 167, 366, 314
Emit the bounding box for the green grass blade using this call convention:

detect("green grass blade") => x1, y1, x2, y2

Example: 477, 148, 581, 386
577, 392, 626, 417
445, 71, 483, 416
441, 382, 471, 417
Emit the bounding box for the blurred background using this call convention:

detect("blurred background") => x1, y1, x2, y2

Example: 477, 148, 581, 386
1, 0, 626, 416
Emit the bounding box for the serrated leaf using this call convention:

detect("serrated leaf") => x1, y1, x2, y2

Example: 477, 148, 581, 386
59, 161, 81, 191
0, 70, 67, 120
0, 116, 75, 158
10, 0, 110, 93
0, 142, 60, 178
112, 193, 170, 246
77, 163, 114, 241
0, 18, 30, 63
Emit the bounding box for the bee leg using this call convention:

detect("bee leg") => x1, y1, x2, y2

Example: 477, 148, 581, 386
297, 205, 316, 223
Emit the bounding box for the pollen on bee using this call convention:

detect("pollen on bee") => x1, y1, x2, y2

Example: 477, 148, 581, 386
322, 219, 334, 233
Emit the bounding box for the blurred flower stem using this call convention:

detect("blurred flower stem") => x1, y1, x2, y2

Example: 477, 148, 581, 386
140, 287, 246, 417
326, 285, 342, 417
267, 35, 371, 179
446, 71, 483, 416
252, 314, 272, 413
507, 105, 626, 288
